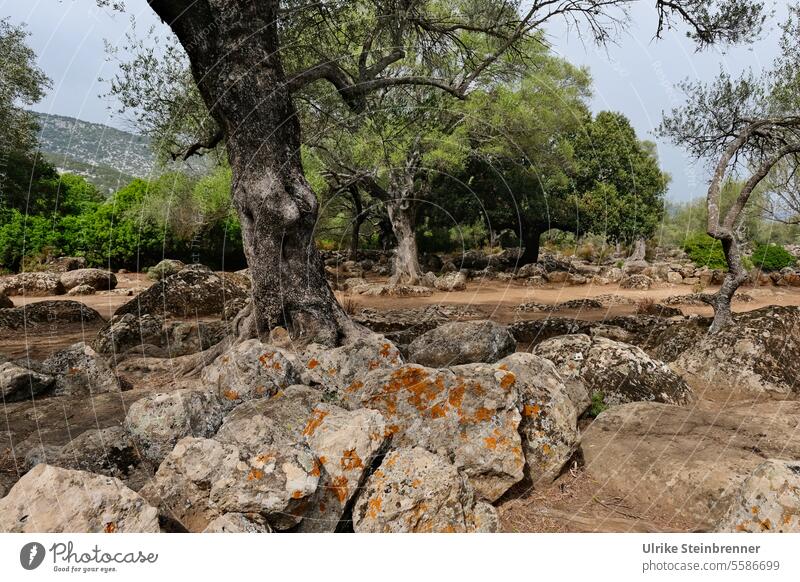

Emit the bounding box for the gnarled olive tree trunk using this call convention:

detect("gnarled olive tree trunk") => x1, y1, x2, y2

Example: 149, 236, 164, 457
387, 198, 422, 285
155, 1, 351, 345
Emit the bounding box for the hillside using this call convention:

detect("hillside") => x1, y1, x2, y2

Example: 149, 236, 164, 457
33, 112, 155, 193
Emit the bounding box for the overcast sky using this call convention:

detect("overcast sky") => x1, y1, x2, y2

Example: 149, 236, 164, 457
1, 0, 787, 201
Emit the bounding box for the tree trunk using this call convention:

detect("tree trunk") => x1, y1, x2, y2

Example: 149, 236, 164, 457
519, 226, 542, 265
348, 185, 364, 260
387, 199, 422, 285
628, 237, 647, 261
708, 236, 748, 333
155, 1, 352, 345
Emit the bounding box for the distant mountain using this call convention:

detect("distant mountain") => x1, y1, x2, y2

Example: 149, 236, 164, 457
33, 112, 155, 194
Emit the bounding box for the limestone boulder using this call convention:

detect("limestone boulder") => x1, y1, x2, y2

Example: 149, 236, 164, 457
533, 334, 692, 407
343, 363, 524, 501
715, 460, 800, 532
139, 437, 319, 532
352, 447, 499, 533
0, 361, 55, 402
125, 387, 225, 465
408, 320, 516, 368
0, 464, 159, 532
298, 405, 390, 532
0, 272, 64, 296
201, 339, 303, 411
302, 335, 403, 397
42, 342, 125, 397
60, 268, 117, 291
93, 313, 164, 356
672, 306, 800, 397
116, 266, 247, 318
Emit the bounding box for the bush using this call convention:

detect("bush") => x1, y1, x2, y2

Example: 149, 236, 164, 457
751, 243, 796, 271
682, 233, 727, 270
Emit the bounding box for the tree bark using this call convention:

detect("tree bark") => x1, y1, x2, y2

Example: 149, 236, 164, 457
387, 199, 422, 285
348, 185, 365, 260
628, 237, 647, 261
707, 236, 749, 333
151, 0, 353, 345
519, 226, 542, 265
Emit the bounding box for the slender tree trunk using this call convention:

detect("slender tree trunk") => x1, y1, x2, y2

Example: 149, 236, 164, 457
388, 199, 422, 285
519, 226, 542, 265
157, 1, 352, 345
707, 236, 748, 333
348, 185, 364, 260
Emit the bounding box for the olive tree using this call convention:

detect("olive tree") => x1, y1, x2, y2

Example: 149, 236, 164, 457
100, 0, 765, 345
660, 7, 800, 333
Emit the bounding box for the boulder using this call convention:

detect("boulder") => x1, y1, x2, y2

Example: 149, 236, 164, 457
619, 274, 653, 289
162, 320, 228, 357
581, 401, 800, 527
0, 300, 103, 330
147, 259, 185, 281
93, 313, 164, 356
0, 291, 12, 308
0, 272, 64, 296
352, 447, 499, 533
42, 343, 125, 397
201, 339, 303, 411
408, 320, 515, 368
302, 335, 403, 397
203, 513, 272, 533
666, 271, 683, 284
298, 405, 390, 532
715, 460, 800, 533
51, 426, 146, 490
66, 284, 96, 296
125, 388, 225, 465
60, 268, 117, 291
497, 353, 582, 483
215, 385, 323, 455
343, 363, 524, 501
672, 306, 800, 397
434, 271, 467, 291
139, 437, 319, 532
0, 464, 159, 532
45, 256, 86, 272
0, 361, 55, 402
341, 277, 368, 292
532, 334, 692, 407
116, 266, 247, 318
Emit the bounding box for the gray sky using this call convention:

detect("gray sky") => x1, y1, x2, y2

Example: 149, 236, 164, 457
1, 0, 787, 201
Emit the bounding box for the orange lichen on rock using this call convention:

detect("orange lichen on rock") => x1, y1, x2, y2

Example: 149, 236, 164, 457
429, 404, 447, 419
484, 437, 497, 450
500, 371, 516, 389
104, 522, 117, 533
222, 389, 240, 401
380, 343, 392, 358
368, 496, 382, 519
303, 409, 329, 436
448, 382, 465, 409
247, 468, 264, 481
307, 358, 320, 369
345, 380, 363, 393
332, 475, 349, 503
523, 403, 541, 417
340, 449, 364, 471
258, 352, 275, 366
291, 490, 305, 499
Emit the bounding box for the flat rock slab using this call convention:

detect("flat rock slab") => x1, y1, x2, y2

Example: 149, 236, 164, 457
581, 400, 800, 528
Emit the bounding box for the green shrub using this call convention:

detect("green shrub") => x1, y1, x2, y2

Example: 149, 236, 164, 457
682, 233, 728, 270
588, 391, 608, 418
751, 243, 796, 271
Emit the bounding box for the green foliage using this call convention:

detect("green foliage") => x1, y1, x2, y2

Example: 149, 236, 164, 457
683, 233, 728, 270
588, 391, 608, 418
751, 243, 796, 271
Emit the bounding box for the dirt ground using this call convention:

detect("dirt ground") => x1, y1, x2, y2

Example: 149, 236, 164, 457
3, 272, 800, 531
